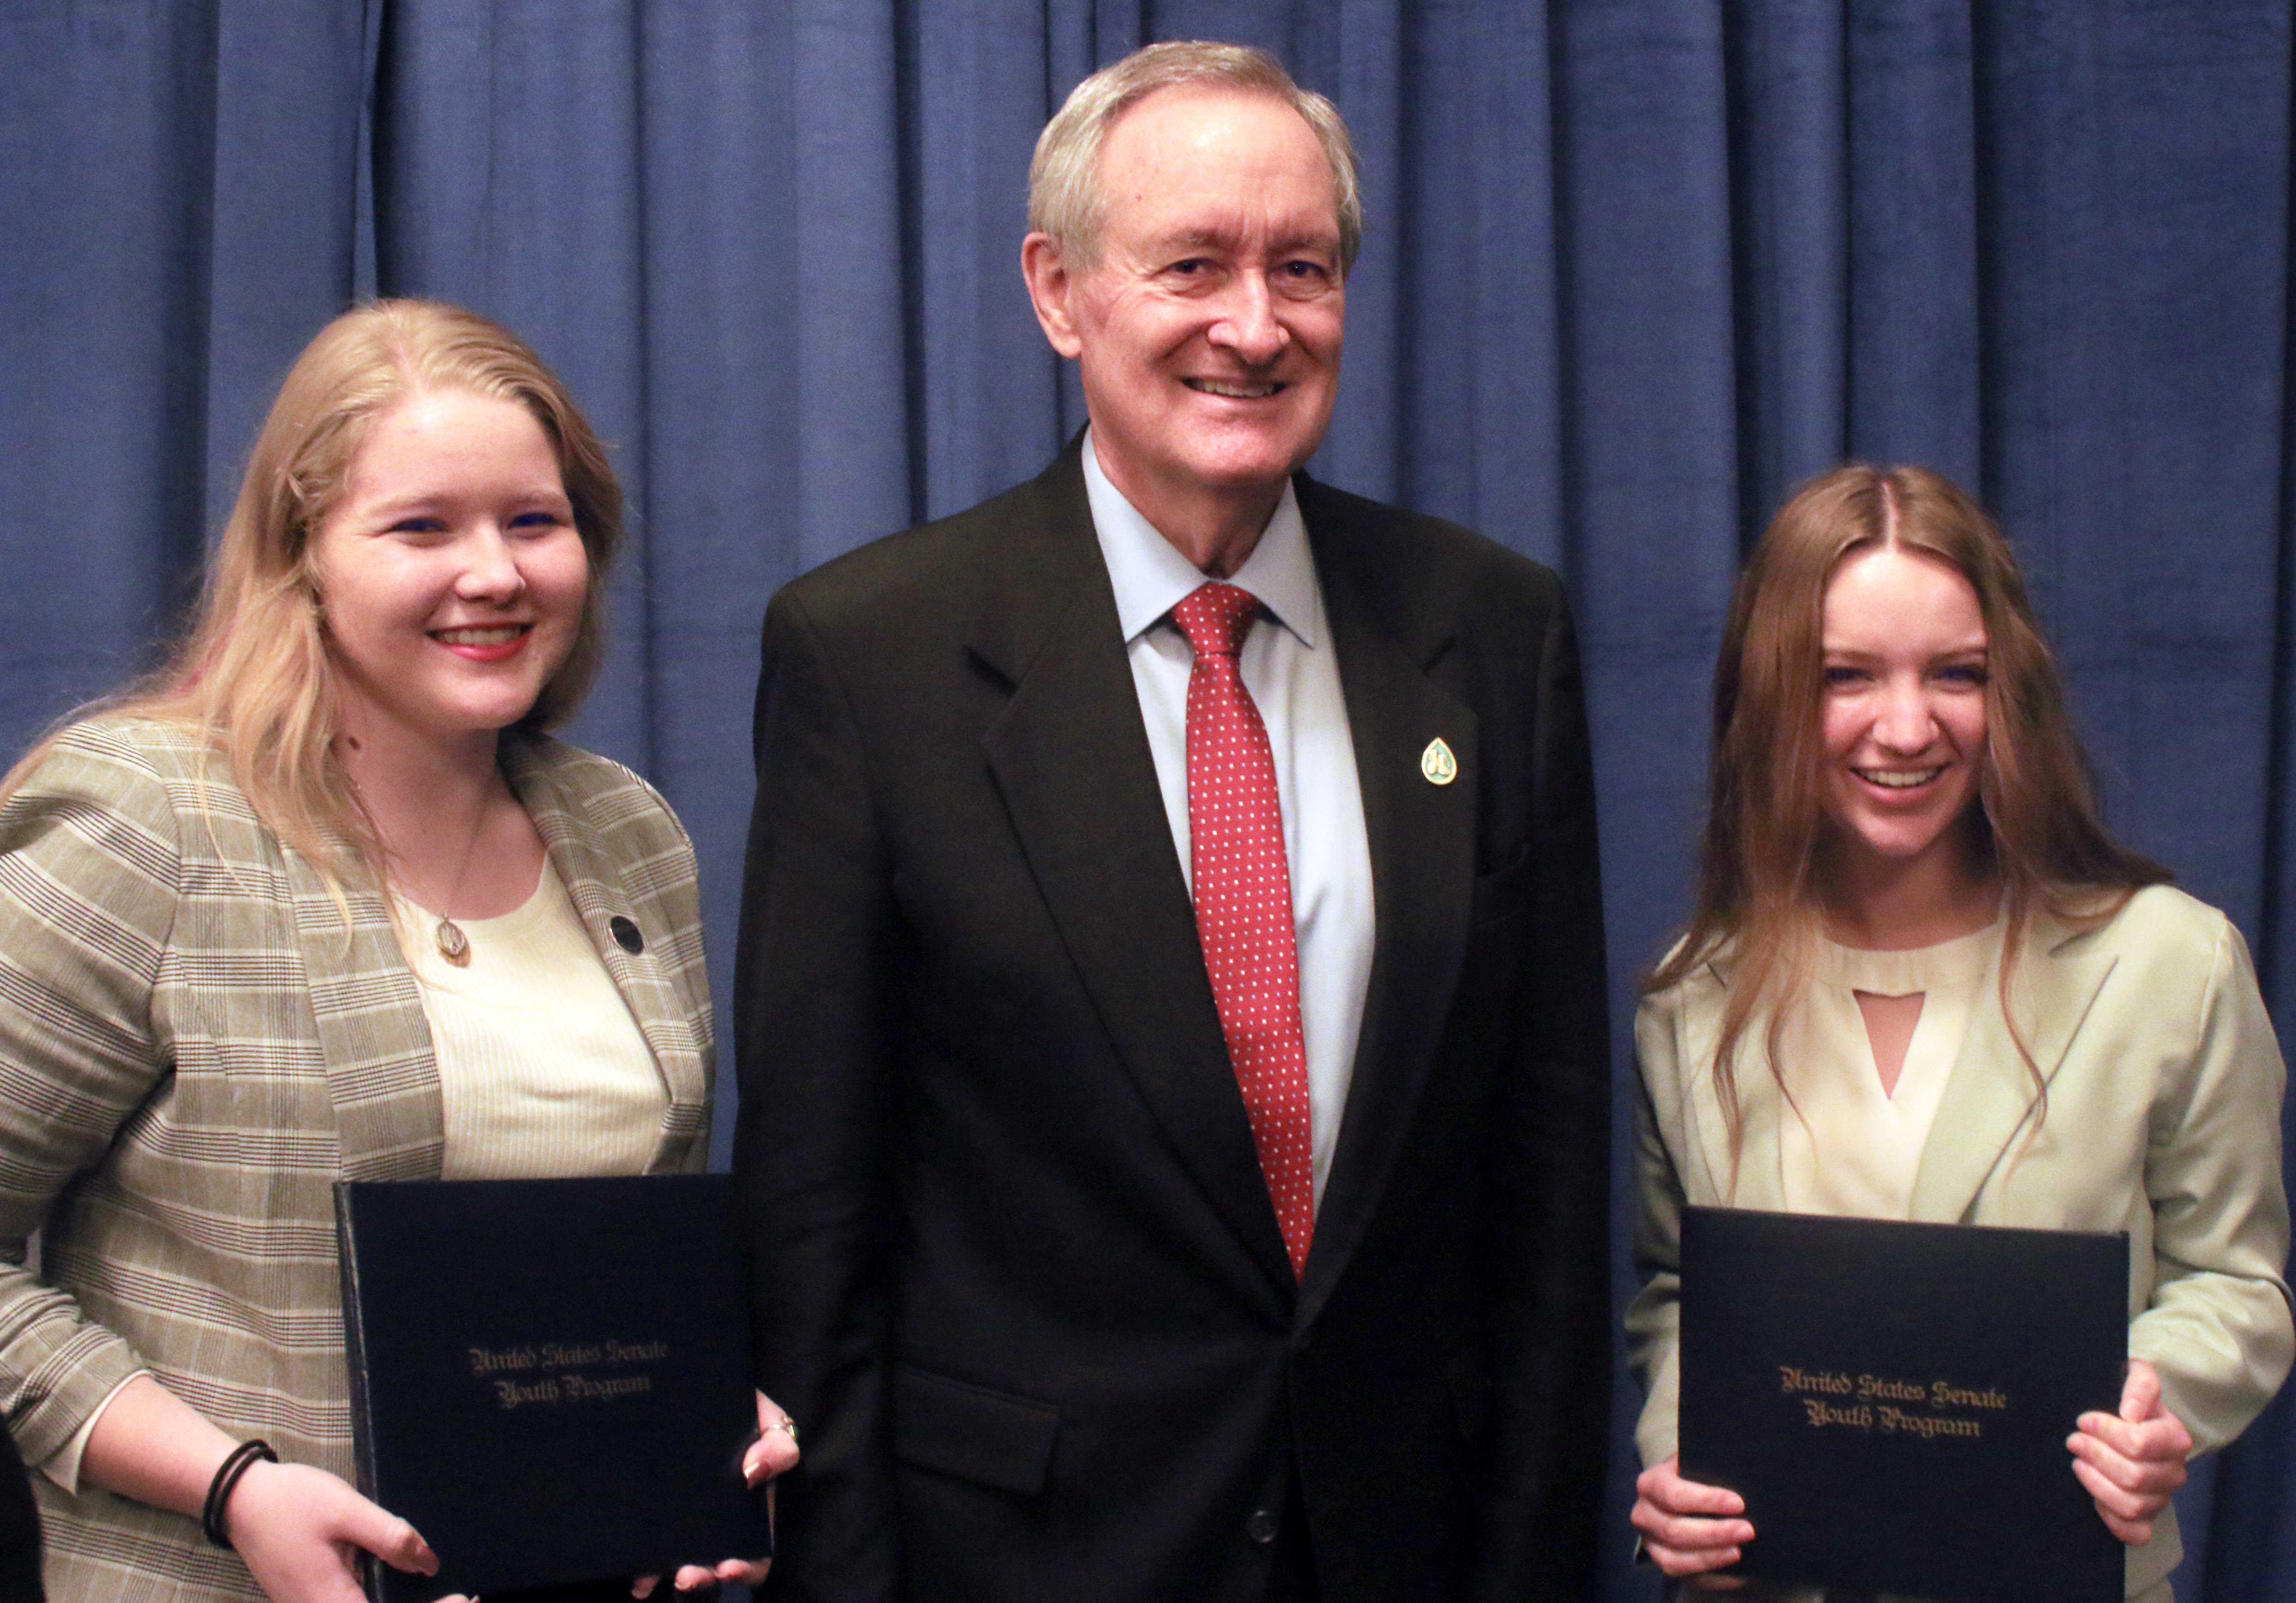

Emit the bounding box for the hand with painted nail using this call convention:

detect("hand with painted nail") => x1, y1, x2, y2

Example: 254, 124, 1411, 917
222, 1457, 442, 1603
629, 1392, 800, 1597
1630, 1454, 1751, 1589
2069, 1359, 2192, 1546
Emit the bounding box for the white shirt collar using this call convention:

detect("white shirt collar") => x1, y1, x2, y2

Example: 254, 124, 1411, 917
1082, 428, 1320, 650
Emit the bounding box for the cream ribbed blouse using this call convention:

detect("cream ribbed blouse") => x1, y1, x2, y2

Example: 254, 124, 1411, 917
397, 862, 667, 1180
1777, 917, 2006, 1219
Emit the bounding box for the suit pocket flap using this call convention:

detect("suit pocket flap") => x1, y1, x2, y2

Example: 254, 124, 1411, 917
892, 1364, 1061, 1496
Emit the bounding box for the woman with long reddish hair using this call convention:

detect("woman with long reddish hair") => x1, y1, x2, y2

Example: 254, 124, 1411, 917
1627, 465, 2292, 1601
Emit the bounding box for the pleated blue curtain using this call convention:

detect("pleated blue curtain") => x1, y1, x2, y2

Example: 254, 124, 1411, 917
0, 1, 372, 727
3, 1, 2293, 1595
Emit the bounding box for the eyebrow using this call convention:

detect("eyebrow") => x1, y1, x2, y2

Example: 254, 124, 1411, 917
1821, 641, 1989, 658
353, 485, 572, 516
1152, 225, 1340, 256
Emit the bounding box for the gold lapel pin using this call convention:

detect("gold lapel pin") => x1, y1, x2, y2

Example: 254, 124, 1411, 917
1421, 737, 1458, 785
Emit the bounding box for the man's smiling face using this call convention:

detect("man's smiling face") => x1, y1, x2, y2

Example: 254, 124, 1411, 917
1047, 84, 1345, 526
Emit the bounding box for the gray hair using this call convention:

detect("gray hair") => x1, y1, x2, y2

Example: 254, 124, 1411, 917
1028, 41, 1362, 272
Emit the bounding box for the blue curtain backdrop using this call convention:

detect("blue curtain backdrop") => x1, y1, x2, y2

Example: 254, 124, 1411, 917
2, 1, 2291, 1595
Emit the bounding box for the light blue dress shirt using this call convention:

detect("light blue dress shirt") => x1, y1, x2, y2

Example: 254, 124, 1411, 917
1083, 431, 1375, 1207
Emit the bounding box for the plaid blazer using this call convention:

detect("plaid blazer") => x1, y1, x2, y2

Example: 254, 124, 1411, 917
0, 718, 714, 1601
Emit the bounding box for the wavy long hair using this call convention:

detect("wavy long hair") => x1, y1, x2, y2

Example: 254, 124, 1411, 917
1647, 464, 2168, 1151
2, 300, 623, 896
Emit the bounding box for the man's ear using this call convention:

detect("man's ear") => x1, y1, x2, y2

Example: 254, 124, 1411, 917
1021, 232, 1086, 359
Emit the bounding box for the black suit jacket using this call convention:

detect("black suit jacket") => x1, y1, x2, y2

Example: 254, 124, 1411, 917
734, 443, 1610, 1603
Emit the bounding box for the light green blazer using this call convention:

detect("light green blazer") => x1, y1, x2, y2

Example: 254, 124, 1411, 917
1627, 885, 2294, 1599
0, 719, 714, 1602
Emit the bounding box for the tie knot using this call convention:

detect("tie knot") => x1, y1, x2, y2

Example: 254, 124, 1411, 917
1172, 582, 1260, 660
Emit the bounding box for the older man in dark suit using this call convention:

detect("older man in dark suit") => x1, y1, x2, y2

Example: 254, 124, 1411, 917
734, 40, 1610, 1603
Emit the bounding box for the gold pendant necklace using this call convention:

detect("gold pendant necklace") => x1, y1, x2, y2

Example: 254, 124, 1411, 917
431, 806, 485, 968
341, 740, 490, 968
434, 912, 471, 965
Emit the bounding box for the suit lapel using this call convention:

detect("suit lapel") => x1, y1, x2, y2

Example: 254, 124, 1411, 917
977, 452, 1295, 1289
284, 843, 446, 1182
1674, 969, 1792, 1212
502, 741, 710, 1169
1909, 920, 2117, 1222
1295, 483, 1479, 1326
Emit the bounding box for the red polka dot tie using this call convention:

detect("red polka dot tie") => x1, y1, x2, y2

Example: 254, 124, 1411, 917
1172, 582, 1314, 1279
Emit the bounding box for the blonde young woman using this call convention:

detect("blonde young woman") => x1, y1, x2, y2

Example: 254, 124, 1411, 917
1627, 466, 2294, 1602
0, 302, 794, 1603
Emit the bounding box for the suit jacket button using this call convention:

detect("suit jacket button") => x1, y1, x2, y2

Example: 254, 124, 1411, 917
1246, 1509, 1280, 1544
610, 916, 643, 954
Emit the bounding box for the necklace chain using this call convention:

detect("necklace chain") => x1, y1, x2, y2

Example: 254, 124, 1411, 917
431, 809, 485, 967
339, 745, 493, 967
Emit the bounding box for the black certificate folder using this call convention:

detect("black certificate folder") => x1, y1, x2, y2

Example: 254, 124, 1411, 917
1679, 1206, 2126, 1603
335, 1175, 769, 1603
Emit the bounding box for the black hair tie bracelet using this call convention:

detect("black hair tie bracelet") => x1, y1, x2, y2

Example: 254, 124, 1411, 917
201, 1439, 277, 1549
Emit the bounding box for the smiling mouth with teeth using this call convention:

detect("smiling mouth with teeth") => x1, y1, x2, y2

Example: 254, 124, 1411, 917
1184, 378, 1285, 399
1857, 766, 1946, 789
433, 625, 530, 647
